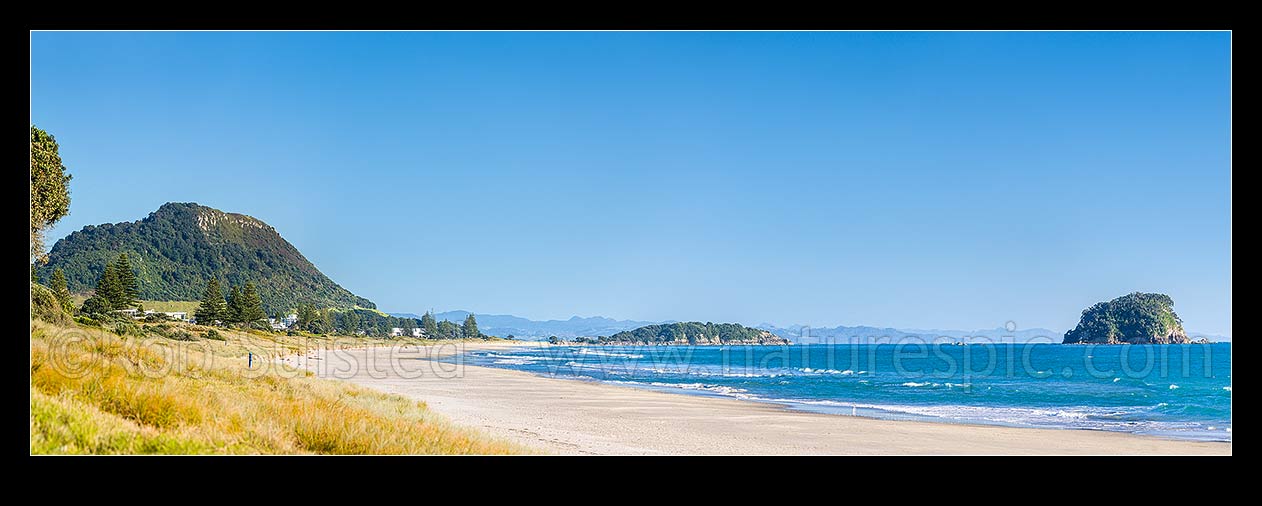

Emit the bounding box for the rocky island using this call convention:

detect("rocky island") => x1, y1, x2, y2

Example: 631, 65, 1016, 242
596, 322, 791, 345
1063, 292, 1191, 344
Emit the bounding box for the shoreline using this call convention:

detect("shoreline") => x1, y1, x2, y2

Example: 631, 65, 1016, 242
303, 343, 1231, 455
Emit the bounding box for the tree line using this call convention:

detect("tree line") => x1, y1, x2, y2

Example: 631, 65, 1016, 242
286, 308, 485, 339
193, 277, 266, 328
78, 253, 141, 316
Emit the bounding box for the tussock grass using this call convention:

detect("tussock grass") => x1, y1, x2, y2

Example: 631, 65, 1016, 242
30, 320, 522, 454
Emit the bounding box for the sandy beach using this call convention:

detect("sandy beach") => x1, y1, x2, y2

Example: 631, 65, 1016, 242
296, 342, 1231, 455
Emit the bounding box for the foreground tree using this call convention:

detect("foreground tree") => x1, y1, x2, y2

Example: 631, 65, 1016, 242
30, 126, 73, 263
194, 278, 227, 325
48, 268, 73, 312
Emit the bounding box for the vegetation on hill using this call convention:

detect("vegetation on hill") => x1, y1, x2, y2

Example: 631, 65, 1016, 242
1063, 292, 1191, 344
600, 322, 790, 345
36, 202, 374, 314
30, 320, 521, 454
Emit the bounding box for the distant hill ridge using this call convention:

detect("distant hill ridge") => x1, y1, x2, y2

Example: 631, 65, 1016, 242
38, 202, 374, 314
389, 311, 669, 339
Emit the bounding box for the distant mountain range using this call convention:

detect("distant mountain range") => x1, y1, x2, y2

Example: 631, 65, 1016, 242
389, 310, 1231, 343
755, 324, 1064, 344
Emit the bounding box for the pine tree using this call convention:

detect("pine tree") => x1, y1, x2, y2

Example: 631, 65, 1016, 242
463, 313, 480, 339
421, 311, 437, 338
437, 319, 458, 340
112, 253, 139, 309
95, 262, 123, 310
237, 282, 266, 325
225, 285, 243, 324
320, 309, 335, 335
49, 268, 73, 312
194, 278, 226, 325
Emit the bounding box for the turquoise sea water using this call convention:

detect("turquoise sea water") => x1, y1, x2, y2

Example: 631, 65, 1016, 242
457, 343, 1231, 441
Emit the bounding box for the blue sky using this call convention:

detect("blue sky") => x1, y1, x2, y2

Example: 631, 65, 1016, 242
30, 31, 1231, 335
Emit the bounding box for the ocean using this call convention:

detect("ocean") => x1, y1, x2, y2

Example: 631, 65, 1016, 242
456, 343, 1232, 442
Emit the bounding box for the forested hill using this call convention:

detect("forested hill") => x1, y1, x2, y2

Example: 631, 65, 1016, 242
37, 202, 374, 314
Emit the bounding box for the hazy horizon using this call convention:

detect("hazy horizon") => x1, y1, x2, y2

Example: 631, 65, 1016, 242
32, 31, 1231, 335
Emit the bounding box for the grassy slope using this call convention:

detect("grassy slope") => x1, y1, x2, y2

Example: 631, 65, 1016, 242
69, 296, 200, 315
30, 320, 523, 454
135, 300, 200, 313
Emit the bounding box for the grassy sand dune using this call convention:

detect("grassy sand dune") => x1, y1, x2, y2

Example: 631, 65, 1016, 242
29, 320, 523, 454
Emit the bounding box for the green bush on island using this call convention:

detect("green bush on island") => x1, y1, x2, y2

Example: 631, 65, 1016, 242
1063, 292, 1191, 344
602, 322, 790, 345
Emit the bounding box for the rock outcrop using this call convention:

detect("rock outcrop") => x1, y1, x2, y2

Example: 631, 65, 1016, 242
1063, 292, 1191, 344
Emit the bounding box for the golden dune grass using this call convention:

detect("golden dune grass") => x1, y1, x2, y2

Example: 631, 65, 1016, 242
30, 320, 523, 454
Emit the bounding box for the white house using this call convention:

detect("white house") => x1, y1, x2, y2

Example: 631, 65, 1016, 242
117, 309, 188, 321
390, 328, 424, 337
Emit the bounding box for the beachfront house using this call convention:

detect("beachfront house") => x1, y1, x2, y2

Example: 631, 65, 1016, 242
264, 313, 300, 331
115, 309, 188, 321
390, 328, 425, 338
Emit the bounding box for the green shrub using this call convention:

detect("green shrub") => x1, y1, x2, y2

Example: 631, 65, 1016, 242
31, 283, 72, 325
75, 316, 102, 328
78, 296, 112, 317
168, 330, 195, 341
145, 324, 193, 341
203, 329, 224, 341
109, 319, 144, 338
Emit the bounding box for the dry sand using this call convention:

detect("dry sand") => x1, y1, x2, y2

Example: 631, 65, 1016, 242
295, 342, 1230, 455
